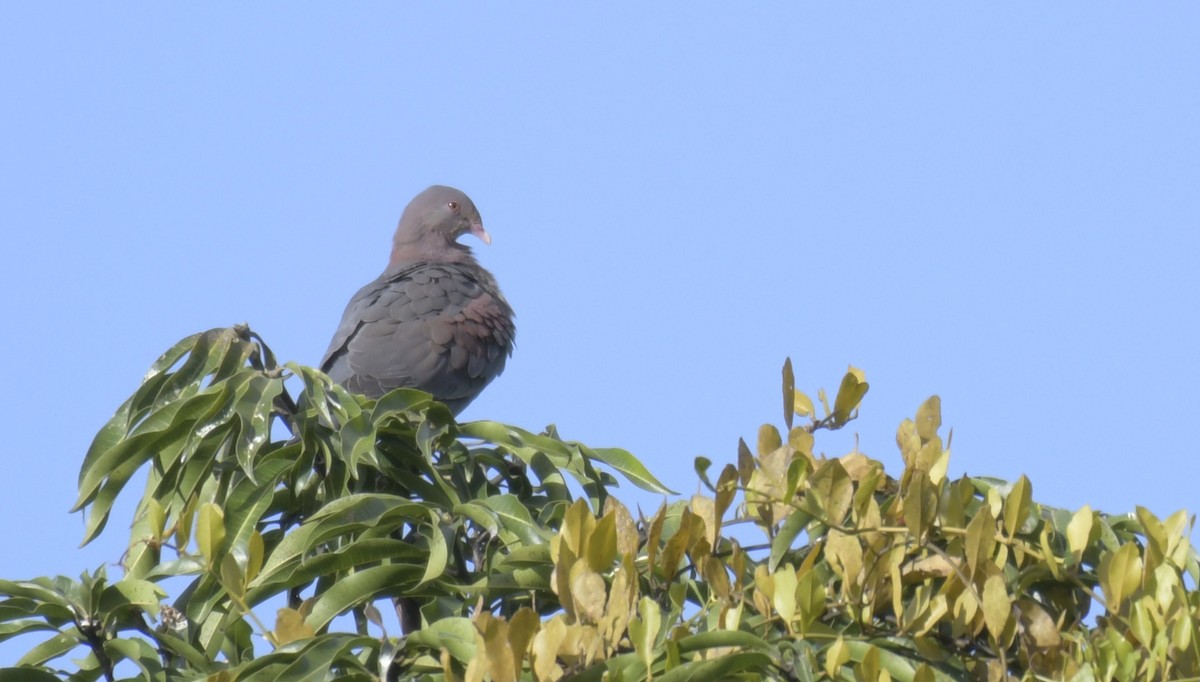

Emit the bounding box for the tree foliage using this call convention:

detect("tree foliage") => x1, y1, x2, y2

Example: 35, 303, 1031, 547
1, 326, 1197, 681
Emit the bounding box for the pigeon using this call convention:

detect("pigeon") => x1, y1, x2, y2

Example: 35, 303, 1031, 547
320, 185, 515, 415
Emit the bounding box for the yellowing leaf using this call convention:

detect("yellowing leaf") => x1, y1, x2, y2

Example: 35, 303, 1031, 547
603, 498, 639, 563
832, 368, 869, 424
1016, 598, 1062, 649
826, 529, 863, 594
795, 568, 826, 634
757, 424, 782, 458
508, 608, 539, 679
219, 553, 244, 599
273, 607, 315, 646
772, 565, 798, 629
196, 502, 225, 567
854, 644, 880, 682
1003, 475, 1032, 538
690, 494, 718, 548
568, 561, 607, 625
794, 390, 815, 418
783, 357, 796, 430
1100, 542, 1143, 612
982, 573, 1011, 640
531, 616, 567, 682
1066, 505, 1094, 563
475, 612, 516, 682
245, 530, 264, 584
914, 396, 941, 441
645, 501, 667, 574
964, 505, 996, 578
902, 470, 936, 541
586, 512, 618, 572
628, 597, 661, 677
825, 636, 850, 678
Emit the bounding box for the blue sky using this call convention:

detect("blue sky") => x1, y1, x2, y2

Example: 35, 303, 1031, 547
2, 3, 1198, 664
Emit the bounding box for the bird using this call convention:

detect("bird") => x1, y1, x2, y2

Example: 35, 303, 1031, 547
320, 185, 515, 415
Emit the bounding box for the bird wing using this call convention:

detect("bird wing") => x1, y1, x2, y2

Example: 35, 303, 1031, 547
320, 263, 515, 413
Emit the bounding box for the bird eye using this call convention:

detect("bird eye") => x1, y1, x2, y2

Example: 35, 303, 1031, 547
447, 201, 460, 212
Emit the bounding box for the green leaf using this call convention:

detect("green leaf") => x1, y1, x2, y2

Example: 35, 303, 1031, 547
407, 617, 478, 664
584, 446, 674, 494
770, 509, 811, 572
419, 510, 449, 587
0, 668, 65, 682
305, 565, 424, 631
783, 357, 796, 430
480, 494, 551, 546
656, 652, 775, 682
831, 367, 869, 425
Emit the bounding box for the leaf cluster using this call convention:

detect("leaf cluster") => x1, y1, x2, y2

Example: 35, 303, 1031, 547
1, 328, 1197, 681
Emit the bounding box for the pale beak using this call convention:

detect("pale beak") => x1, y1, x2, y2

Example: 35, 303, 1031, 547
470, 223, 492, 245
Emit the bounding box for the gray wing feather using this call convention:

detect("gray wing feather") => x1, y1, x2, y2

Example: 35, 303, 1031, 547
320, 263, 515, 414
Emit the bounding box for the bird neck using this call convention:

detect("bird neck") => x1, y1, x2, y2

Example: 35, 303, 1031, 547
387, 240, 477, 269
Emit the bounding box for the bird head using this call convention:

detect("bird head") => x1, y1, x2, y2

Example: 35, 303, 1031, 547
390, 185, 491, 266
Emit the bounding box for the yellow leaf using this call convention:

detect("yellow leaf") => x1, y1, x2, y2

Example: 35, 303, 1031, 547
753, 564, 774, 617
702, 556, 731, 603
795, 568, 826, 633
1002, 475, 1032, 538
568, 561, 607, 625
772, 564, 798, 629
586, 512, 617, 573
246, 530, 264, 584
824, 636, 849, 678
603, 498, 639, 562
757, 424, 782, 457
914, 396, 941, 441
1066, 505, 1094, 563
713, 464, 738, 537
902, 470, 936, 541
825, 529, 863, 594
644, 501, 667, 574
531, 616, 567, 682
561, 499, 595, 562
854, 644, 880, 682
477, 611, 516, 682
273, 607, 315, 646
508, 608, 539, 680
196, 502, 225, 567
1163, 508, 1193, 568
601, 557, 636, 650
145, 498, 166, 540
219, 553, 243, 599
782, 357, 796, 429
832, 368, 870, 424
690, 494, 718, 548
794, 390, 815, 418
1039, 526, 1063, 580
788, 427, 815, 460
1100, 541, 1143, 612
737, 438, 754, 487
928, 448, 950, 485
810, 459, 853, 527
175, 496, 197, 551
912, 664, 936, 682
896, 419, 920, 469
659, 508, 697, 579
982, 573, 1011, 640
964, 506, 996, 578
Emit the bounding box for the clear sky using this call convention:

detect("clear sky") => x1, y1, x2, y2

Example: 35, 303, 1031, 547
2, 3, 1198, 664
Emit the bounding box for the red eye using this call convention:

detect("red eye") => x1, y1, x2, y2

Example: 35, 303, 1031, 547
447, 201, 460, 212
